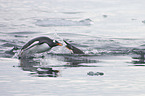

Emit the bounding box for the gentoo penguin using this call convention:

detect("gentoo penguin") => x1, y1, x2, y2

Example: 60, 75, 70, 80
63, 40, 84, 54
20, 36, 62, 56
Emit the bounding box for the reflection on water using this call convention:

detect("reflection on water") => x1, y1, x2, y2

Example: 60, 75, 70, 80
19, 53, 99, 77
19, 58, 60, 77
46, 53, 98, 65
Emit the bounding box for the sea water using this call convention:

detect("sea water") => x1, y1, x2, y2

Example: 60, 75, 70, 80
0, 0, 145, 96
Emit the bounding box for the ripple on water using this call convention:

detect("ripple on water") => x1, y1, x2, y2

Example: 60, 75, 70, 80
7, 31, 38, 35
1, 43, 17, 47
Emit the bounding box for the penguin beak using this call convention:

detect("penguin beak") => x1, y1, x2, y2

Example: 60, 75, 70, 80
65, 46, 71, 50
65, 46, 73, 53
56, 43, 63, 46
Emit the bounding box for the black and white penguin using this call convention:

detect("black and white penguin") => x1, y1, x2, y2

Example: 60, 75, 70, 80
63, 40, 84, 54
19, 36, 62, 56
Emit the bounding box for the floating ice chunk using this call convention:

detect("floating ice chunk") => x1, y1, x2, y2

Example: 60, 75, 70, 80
142, 20, 145, 24
35, 18, 92, 27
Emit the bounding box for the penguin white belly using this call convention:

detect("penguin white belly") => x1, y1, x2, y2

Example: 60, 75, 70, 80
27, 43, 50, 53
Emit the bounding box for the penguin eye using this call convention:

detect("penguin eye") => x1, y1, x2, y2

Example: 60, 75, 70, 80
53, 40, 56, 43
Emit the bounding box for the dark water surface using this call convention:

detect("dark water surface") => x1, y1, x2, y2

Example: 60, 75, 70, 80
1, 0, 145, 96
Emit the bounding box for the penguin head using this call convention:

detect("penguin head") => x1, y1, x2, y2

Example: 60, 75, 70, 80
63, 40, 85, 54
51, 39, 63, 47
63, 40, 74, 51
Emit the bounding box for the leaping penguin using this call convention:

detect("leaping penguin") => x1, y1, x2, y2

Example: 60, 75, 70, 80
19, 36, 62, 56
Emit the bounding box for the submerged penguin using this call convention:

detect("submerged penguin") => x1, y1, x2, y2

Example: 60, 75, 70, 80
19, 36, 62, 56
63, 40, 84, 54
